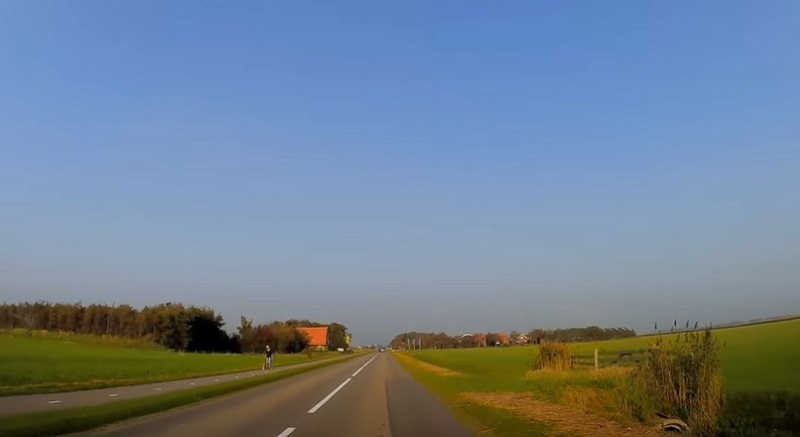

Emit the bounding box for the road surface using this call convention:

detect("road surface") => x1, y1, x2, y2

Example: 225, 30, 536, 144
79, 353, 471, 437
0, 356, 346, 418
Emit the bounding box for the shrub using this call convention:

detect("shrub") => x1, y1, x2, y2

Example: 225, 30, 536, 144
535, 340, 573, 371
633, 328, 723, 437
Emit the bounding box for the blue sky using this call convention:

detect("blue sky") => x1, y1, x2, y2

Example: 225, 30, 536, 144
1, 1, 799, 344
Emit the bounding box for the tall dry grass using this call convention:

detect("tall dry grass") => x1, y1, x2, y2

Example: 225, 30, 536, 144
634, 328, 723, 437
535, 340, 573, 371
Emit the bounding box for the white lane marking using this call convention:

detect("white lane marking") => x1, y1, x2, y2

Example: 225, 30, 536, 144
214, 378, 219, 382
154, 388, 162, 391
276, 427, 296, 437
189, 382, 195, 386
109, 393, 119, 397
352, 356, 378, 377
47, 400, 61, 404
307, 378, 352, 413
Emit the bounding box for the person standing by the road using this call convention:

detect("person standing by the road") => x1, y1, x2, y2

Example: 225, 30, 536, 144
264, 345, 273, 371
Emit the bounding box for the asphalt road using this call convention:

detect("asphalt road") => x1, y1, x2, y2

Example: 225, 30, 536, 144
0, 357, 338, 418
78, 353, 471, 437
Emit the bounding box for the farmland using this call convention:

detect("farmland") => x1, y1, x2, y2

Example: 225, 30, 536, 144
397, 318, 800, 436
0, 329, 333, 395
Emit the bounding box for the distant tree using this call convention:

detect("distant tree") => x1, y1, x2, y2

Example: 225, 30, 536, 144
284, 319, 326, 328
328, 322, 349, 350
186, 308, 237, 353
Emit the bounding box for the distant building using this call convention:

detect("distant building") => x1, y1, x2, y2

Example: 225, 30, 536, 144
515, 334, 528, 345
299, 326, 329, 351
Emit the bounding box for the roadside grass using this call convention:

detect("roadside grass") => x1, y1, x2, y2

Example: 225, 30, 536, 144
0, 329, 336, 395
399, 318, 799, 436
0, 353, 361, 437
392, 353, 554, 437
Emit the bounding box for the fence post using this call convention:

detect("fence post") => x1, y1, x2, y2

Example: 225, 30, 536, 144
594, 348, 599, 370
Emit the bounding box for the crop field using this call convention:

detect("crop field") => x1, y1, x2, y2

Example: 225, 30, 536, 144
397, 318, 800, 436
0, 329, 334, 395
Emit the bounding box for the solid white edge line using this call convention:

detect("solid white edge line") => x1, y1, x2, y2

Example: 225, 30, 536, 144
307, 378, 352, 413
276, 427, 296, 437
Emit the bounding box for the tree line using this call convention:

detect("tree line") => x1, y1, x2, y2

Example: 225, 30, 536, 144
0, 301, 349, 354
389, 326, 636, 349
526, 326, 636, 344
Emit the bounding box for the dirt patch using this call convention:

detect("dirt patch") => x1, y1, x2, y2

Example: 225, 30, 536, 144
393, 353, 461, 377
458, 392, 660, 437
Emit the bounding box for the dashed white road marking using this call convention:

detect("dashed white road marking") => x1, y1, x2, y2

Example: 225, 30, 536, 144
154, 388, 162, 391
214, 378, 219, 382
308, 378, 351, 413
352, 356, 377, 377
47, 400, 61, 404
189, 382, 195, 386
276, 427, 296, 437
109, 393, 119, 397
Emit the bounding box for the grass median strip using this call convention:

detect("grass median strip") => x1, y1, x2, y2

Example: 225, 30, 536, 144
0, 353, 362, 437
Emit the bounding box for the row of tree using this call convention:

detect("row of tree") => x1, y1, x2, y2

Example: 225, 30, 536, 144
389, 326, 637, 349
525, 326, 637, 344
389, 332, 459, 350
0, 302, 348, 354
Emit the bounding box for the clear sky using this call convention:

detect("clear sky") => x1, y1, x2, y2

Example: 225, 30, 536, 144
2, 1, 799, 345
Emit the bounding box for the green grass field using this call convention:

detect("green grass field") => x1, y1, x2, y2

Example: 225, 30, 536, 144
397, 318, 800, 436
409, 318, 800, 393
0, 329, 335, 395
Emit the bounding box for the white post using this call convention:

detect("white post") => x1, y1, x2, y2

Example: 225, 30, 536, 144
594, 348, 599, 370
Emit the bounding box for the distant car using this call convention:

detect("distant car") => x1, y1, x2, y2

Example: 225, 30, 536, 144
379, 348, 385, 352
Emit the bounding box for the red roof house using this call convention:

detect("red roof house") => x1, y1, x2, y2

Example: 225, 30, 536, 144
299, 326, 329, 350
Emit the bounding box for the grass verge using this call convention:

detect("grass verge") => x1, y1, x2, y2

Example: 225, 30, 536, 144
0, 353, 362, 437
392, 353, 554, 437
